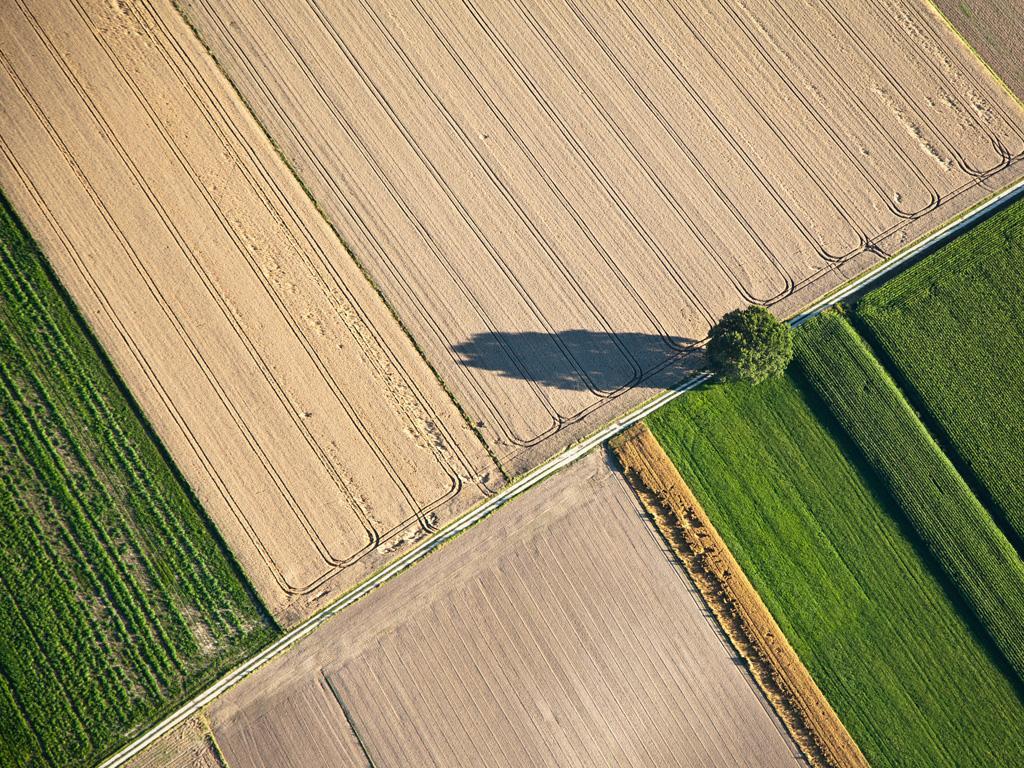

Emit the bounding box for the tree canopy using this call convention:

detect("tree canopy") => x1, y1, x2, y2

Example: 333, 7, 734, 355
706, 306, 793, 384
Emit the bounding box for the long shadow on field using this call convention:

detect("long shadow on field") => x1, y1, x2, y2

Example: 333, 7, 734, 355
453, 329, 698, 392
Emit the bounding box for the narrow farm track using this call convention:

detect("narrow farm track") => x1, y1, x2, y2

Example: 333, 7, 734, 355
100, 175, 1024, 768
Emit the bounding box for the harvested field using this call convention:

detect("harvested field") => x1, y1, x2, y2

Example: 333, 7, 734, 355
211, 451, 804, 767
124, 717, 224, 768
931, 0, 1024, 100
0, 0, 497, 624
181, 0, 1024, 471
0, 197, 272, 768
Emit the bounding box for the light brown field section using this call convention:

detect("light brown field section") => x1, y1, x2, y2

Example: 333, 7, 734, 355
180, 0, 1024, 472
930, 0, 1024, 102
211, 451, 804, 767
0, 0, 498, 624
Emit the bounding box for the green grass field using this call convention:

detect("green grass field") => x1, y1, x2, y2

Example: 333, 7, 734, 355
855, 199, 1024, 547
0, 199, 275, 768
647, 198, 1024, 766
795, 312, 1024, 684
648, 371, 1024, 767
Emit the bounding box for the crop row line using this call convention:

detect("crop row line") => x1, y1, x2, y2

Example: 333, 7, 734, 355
0, 246, 245, 639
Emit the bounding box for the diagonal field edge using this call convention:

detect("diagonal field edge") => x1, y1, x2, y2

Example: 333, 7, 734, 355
95, 174, 1024, 768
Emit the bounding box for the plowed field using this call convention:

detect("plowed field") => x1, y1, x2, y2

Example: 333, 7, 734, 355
932, 0, 1024, 99
210, 451, 803, 767
181, 0, 1024, 471
0, 0, 497, 624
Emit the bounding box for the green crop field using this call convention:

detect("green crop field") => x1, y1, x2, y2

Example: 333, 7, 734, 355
646, 201, 1024, 768
795, 312, 1024, 685
0, 199, 275, 768
648, 329, 1024, 767
855, 199, 1024, 547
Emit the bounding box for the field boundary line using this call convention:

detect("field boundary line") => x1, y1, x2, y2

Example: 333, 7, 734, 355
95, 173, 1024, 768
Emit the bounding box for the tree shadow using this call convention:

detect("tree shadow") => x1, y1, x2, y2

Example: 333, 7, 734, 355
452, 329, 698, 392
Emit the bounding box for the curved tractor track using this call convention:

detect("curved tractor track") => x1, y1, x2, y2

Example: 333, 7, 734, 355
0, 0, 498, 625
181, 0, 1024, 474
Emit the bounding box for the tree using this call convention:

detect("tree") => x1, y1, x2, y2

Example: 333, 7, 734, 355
706, 306, 793, 384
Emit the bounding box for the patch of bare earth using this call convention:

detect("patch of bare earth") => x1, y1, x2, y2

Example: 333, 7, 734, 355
124, 717, 223, 768
179, 0, 1024, 474
210, 451, 805, 767
929, 0, 1024, 101
0, 0, 498, 625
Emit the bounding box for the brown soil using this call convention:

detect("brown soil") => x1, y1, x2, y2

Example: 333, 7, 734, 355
609, 424, 868, 768
0, 0, 498, 624
210, 451, 805, 767
930, 0, 1024, 102
179, 0, 1024, 474
214, 679, 372, 768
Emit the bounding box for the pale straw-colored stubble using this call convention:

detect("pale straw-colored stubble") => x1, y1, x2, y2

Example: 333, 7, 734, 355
180, 0, 1024, 474
123, 717, 224, 768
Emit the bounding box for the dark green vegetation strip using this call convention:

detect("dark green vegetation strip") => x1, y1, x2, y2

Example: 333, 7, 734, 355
796, 312, 1024, 684
855, 200, 1024, 546
0, 199, 275, 768
648, 372, 1024, 768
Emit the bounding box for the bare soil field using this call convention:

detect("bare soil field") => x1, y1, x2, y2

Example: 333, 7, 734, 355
931, 0, 1024, 100
210, 451, 804, 767
180, 0, 1024, 472
0, 0, 497, 624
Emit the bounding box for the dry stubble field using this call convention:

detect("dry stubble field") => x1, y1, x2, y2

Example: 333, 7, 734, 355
181, 0, 1024, 472
210, 451, 804, 767
0, 0, 498, 624
124, 717, 223, 768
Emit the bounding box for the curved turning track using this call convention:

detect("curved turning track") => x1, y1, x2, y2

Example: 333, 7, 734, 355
179, 0, 1024, 472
